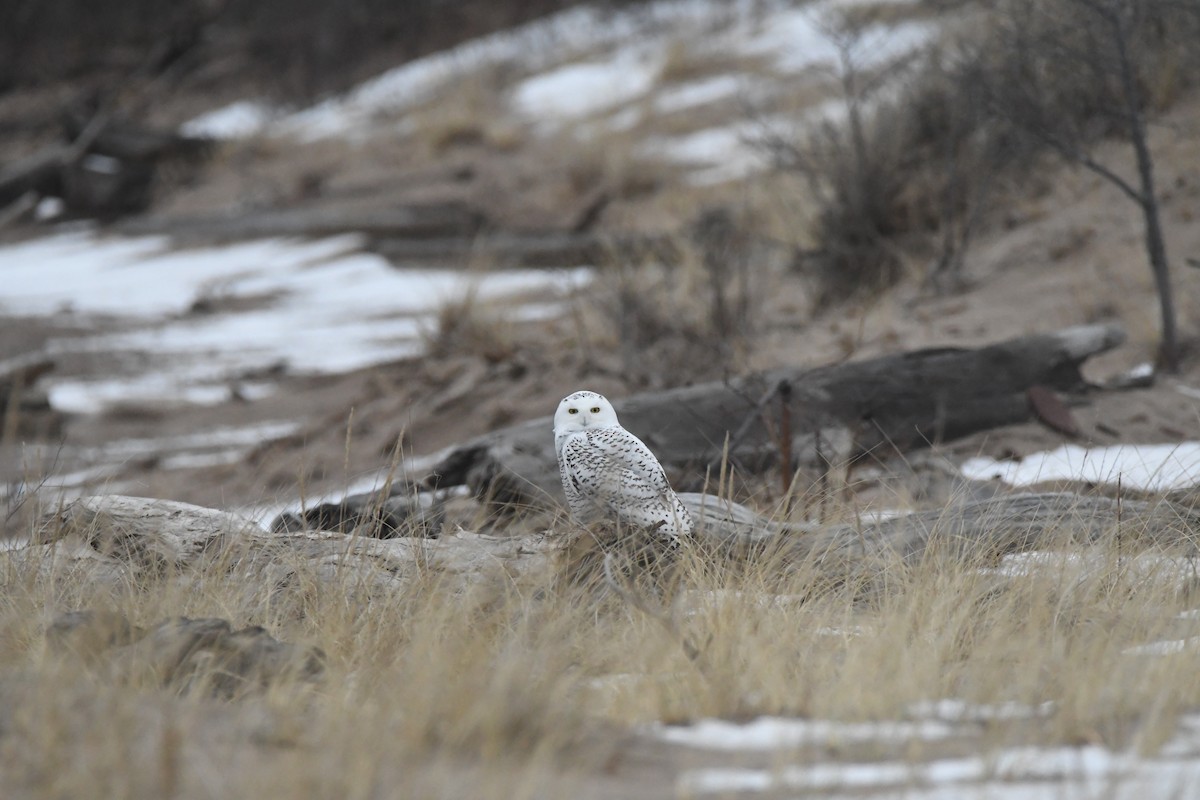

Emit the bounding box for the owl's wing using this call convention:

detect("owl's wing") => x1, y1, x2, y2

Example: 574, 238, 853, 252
565, 427, 676, 510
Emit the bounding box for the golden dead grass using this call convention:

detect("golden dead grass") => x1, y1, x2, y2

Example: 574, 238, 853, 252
1, 490, 1199, 797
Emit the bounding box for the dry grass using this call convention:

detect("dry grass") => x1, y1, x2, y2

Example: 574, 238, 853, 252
422, 288, 519, 364
405, 71, 525, 157
656, 37, 778, 86
2, 488, 1200, 797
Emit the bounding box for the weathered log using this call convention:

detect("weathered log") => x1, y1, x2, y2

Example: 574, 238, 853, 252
269, 485, 444, 538
374, 231, 604, 267
27, 495, 552, 588
117, 204, 484, 242
373, 231, 680, 268
0, 146, 69, 206
15, 493, 1200, 595
0, 119, 208, 213
688, 492, 1200, 563
62, 110, 210, 164
426, 324, 1127, 512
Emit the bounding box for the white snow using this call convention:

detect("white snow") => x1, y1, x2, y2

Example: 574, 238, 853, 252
653, 716, 956, 750
1128, 362, 1156, 380
0, 230, 588, 412
4, 420, 304, 502
181, 100, 275, 139
980, 550, 1200, 595
738, 7, 930, 72
677, 744, 1200, 797
641, 118, 787, 184
34, 196, 65, 221
77, 421, 302, 461
655, 74, 745, 113
664, 713, 1200, 797
512, 51, 661, 122
1124, 638, 1200, 657
961, 443, 1200, 492
907, 698, 1057, 723
258, 0, 776, 142
181, 0, 936, 163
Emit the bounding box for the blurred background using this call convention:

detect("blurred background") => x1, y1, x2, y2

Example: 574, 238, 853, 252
1, 0, 1198, 520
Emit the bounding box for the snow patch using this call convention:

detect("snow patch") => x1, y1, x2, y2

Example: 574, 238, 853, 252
182, 0, 935, 148
655, 74, 745, 113
907, 698, 1057, 723
961, 443, 1200, 492
1124, 638, 1200, 657
653, 716, 955, 750
513, 51, 660, 121
181, 100, 275, 139
0, 231, 589, 412
678, 745, 1200, 797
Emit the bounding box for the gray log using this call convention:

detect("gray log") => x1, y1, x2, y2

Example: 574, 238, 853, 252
373, 231, 680, 268
18, 493, 1200, 595
28, 495, 553, 588
686, 491, 1200, 563
116, 204, 483, 242
426, 324, 1127, 512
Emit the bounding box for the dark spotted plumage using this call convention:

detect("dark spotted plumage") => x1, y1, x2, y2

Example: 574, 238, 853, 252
553, 390, 693, 539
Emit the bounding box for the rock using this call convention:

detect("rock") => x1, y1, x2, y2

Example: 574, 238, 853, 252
45, 611, 324, 697
45, 609, 145, 663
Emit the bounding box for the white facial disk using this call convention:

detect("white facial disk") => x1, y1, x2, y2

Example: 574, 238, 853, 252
553, 390, 620, 435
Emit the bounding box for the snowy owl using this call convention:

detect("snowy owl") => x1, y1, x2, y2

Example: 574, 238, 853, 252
553, 390, 694, 539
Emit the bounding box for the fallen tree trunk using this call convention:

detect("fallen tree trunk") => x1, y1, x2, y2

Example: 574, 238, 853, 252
427, 324, 1127, 512
28, 495, 552, 589
117, 204, 484, 242
0, 146, 70, 207
0, 121, 209, 213
683, 491, 1200, 560
373, 231, 681, 268
15, 493, 1199, 596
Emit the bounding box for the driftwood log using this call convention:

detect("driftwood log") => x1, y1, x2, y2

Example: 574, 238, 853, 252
0, 120, 208, 217
23, 495, 551, 589
685, 491, 1200, 560
11, 493, 1198, 596
373, 231, 681, 268
428, 324, 1127, 512
117, 203, 483, 242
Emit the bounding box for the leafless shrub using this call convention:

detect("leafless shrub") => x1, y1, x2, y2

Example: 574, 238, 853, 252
767, 0, 1200, 313
970, 0, 1200, 371
590, 207, 773, 389
424, 290, 518, 364
764, 22, 938, 303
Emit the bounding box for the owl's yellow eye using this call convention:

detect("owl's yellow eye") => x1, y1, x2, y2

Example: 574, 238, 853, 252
590, 407, 601, 413
567, 408, 578, 414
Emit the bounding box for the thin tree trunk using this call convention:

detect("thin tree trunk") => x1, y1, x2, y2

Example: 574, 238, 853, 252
1110, 1, 1179, 371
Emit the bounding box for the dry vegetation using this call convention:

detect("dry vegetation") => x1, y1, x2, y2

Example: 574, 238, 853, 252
2, 487, 1200, 797
767, 0, 1200, 307
4, 1, 1200, 794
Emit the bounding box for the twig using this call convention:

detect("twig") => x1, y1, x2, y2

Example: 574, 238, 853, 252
777, 380, 793, 510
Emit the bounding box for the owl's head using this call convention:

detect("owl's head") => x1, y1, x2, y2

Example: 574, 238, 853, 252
554, 390, 619, 434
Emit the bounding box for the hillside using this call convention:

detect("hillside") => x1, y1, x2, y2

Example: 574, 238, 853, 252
1, 2, 1200, 796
